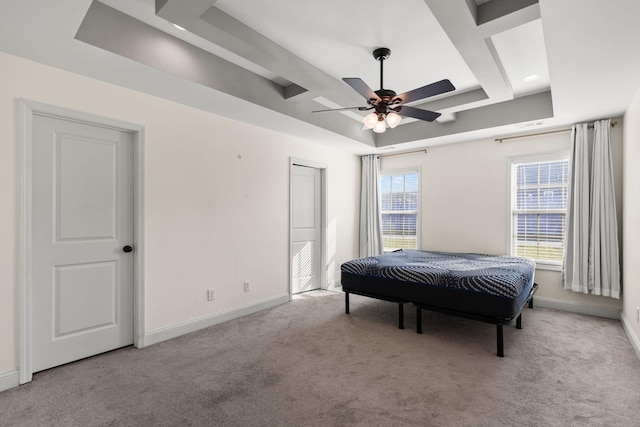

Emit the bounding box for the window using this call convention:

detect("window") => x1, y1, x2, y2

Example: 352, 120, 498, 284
510, 154, 570, 268
380, 170, 419, 251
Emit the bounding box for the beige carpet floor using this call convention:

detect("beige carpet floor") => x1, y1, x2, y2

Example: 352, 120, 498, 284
1, 290, 639, 426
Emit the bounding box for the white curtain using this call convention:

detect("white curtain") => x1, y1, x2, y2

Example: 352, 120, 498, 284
563, 119, 620, 298
359, 155, 383, 257
563, 124, 592, 293
588, 120, 620, 298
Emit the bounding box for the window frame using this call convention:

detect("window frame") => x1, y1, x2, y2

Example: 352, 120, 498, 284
380, 168, 421, 252
507, 151, 570, 271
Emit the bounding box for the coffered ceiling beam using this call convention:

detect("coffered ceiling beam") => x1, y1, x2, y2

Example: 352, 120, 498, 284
78, 1, 375, 147
424, 0, 541, 102
376, 90, 553, 147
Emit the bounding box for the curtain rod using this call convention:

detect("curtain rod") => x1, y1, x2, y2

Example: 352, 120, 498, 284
495, 120, 617, 143
377, 148, 427, 159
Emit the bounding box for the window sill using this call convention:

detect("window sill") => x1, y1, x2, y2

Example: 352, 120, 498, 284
534, 262, 562, 272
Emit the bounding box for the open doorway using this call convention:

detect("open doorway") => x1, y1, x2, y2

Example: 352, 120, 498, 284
289, 159, 326, 297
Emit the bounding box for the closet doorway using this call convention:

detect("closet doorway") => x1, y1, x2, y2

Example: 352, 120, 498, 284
290, 160, 326, 296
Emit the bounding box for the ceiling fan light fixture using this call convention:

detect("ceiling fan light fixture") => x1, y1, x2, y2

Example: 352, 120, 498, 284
386, 112, 401, 128
363, 112, 378, 129
316, 48, 455, 130
373, 117, 387, 133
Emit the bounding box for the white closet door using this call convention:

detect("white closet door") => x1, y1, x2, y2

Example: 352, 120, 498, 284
31, 114, 134, 372
291, 165, 321, 294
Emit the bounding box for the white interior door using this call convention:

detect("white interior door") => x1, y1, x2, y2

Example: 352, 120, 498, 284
291, 165, 322, 294
31, 114, 134, 373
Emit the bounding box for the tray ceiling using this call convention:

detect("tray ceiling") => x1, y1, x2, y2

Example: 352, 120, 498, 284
2, 0, 640, 153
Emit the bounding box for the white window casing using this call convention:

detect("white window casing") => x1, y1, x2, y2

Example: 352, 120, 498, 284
508, 152, 570, 271
380, 169, 420, 252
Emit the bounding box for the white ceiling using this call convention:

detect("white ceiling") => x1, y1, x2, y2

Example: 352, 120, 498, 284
1, 0, 640, 154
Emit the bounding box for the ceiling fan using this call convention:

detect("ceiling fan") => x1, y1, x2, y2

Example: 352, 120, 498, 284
313, 47, 455, 133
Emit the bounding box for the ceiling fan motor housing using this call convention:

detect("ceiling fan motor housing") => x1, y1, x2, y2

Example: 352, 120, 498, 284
373, 89, 399, 113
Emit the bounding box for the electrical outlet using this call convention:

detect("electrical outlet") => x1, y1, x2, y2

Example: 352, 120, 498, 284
207, 288, 215, 301
636, 307, 640, 324
243, 281, 251, 292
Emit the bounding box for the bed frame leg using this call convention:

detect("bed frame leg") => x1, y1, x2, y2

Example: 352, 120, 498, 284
516, 314, 522, 329
398, 302, 404, 329
497, 325, 504, 357
528, 297, 534, 309
416, 307, 422, 334
345, 292, 350, 314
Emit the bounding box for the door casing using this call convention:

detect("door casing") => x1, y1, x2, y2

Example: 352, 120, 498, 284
18, 99, 146, 384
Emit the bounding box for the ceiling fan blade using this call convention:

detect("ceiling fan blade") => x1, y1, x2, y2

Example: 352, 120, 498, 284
397, 106, 441, 122
312, 106, 370, 113
342, 78, 381, 102
395, 79, 455, 104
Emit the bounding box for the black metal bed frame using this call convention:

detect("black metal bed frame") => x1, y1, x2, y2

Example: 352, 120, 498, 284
344, 283, 538, 357
344, 290, 407, 329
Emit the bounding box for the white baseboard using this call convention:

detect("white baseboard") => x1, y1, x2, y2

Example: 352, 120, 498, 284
534, 296, 621, 319
0, 369, 19, 393
144, 293, 290, 347
620, 312, 640, 361
325, 281, 341, 292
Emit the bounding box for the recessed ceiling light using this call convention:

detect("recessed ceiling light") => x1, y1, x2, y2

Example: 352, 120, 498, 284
172, 23, 186, 31
522, 74, 539, 82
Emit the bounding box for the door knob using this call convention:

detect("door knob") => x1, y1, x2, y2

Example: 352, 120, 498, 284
123, 245, 134, 253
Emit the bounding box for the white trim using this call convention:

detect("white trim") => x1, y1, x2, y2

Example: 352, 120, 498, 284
508, 150, 572, 165
18, 101, 34, 385
534, 296, 620, 319
133, 128, 147, 348
320, 167, 328, 290
325, 280, 341, 291
18, 99, 146, 384
535, 263, 562, 272
289, 158, 328, 299
0, 370, 20, 393
144, 293, 289, 346
620, 312, 640, 361
506, 151, 571, 265
379, 167, 421, 251
290, 157, 326, 170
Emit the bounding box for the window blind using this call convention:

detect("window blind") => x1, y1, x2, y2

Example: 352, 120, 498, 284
511, 158, 569, 264
380, 171, 419, 251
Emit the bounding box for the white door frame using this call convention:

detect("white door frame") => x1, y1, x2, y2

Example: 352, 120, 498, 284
289, 158, 327, 300
18, 100, 146, 384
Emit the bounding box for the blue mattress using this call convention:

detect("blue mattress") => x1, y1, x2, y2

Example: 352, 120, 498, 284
341, 250, 536, 320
